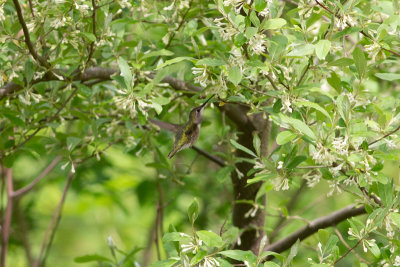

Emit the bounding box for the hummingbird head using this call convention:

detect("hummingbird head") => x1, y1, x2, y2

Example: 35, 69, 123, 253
189, 95, 214, 124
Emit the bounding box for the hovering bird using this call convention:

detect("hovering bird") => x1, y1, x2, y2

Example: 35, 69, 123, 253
150, 95, 214, 158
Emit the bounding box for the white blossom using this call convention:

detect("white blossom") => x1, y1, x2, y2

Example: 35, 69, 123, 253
394, 256, 400, 266
277, 161, 284, 170
365, 41, 381, 62
332, 136, 348, 155
164, 2, 174, 10
312, 143, 335, 165
248, 33, 266, 55
329, 163, 343, 177
303, 171, 321, 187
335, 14, 355, 30
192, 66, 210, 87
223, 0, 246, 13
201, 256, 220, 267
214, 18, 238, 41
327, 180, 341, 196
280, 94, 292, 113
229, 47, 246, 70
0, 2, 5, 21
272, 177, 289, 191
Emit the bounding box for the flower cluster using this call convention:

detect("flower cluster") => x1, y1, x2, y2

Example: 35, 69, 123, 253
312, 143, 335, 165
214, 18, 239, 41
248, 33, 266, 55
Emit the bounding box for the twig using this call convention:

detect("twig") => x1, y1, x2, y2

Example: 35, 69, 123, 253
191, 146, 226, 167
12, 0, 49, 67
28, 0, 35, 17
1, 168, 13, 267
334, 238, 363, 264
86, 0, 98, 65
12, 156, 62, 198
297, 58, 312, 87
368, 124, 400, 146
264, 205, 366, 254
33, 172, 74, 267
296, 165, 332, 169
334, 226, 369, 264
265, 75, 279, 91
359, 186, 382, 206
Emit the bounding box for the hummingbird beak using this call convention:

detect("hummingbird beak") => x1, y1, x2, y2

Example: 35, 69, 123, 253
200, 94, 215, 109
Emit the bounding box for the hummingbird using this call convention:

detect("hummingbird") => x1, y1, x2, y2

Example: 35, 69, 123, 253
167, 95, 214, 158
150, 95, 214, 159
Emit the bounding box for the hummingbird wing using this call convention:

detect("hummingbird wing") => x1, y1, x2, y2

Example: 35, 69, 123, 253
149, 119, 181, 133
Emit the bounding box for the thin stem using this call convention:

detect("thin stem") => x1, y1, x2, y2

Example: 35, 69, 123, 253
334, 238, 363, 264
368, 124, 400, 146
86, 0, 98, 65
334, 226, 369, 264
33, 172, 74, 267
12, 156, 62, 197
12, 0, 49, 67
297, 58, 312, 87
1, 168, 13, 267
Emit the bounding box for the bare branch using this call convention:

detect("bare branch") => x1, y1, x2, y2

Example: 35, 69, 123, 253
12, 156, 62, 198
12, 0, 49, 67
264, 205, 366, 254
368, 124, 400, 146
1, 168, 13, 267
86, 0, 98, 65
33, 172, 74, 267
334, 226, 370, 264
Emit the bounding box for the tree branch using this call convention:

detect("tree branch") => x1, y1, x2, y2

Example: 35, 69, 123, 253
368, 124, 400, 146
1, 168, 13, 267
12, 156, 62, 198
264, 205, 366, 254
12, 0, 49, 67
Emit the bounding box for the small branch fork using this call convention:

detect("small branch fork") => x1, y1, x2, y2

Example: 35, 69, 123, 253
264, 205, 366, 254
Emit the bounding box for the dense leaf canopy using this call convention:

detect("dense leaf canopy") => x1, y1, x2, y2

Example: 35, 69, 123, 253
1, 0, 400, 266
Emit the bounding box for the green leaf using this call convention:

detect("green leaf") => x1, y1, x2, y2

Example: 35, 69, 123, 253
389, 212, 400, 228
315, 40, 331, 60
188, 199, 199, 224
284, 239, 299, 267
3, 113, 25, 127
375, 73, 400, 81
294, 101, 331, 121
276, 131, 296, 145
287, 44, 315, 57
279, 114, 316, 140
118, 57, 132, 89
255, 0, 267, 12
74, 254, 113, 263
155, 57, 194, 70
79, 32, 96, 42
264, 262, 280, 267
253, 133, 261, 157
286, 156, 307, 170
190, 250, 207, 265
263, 18, 287, 30
353, 47, 366, 78
162, 232, 190, 242
234, 33, 248, 47
245, 27, 258, 39
228, 66, 242, 86
328, 58, 354, 67
318, 229, 330, 245
67, 137, 81, 151
219, 250, 257, 263
25, 60, 34, 83
216, 166, 234, 183
332, 27, 362, 39
196, 230, 223, 247
150, 259, 179, 267
140, 49, 174, 60
368, 242, 381, 258
327, 72, 342, 93
230, 139, 257, 157
336, 94, 351, 124
196, 58, 225, 66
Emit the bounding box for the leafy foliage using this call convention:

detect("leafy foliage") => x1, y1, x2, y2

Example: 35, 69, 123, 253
1, 0, 400, 266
